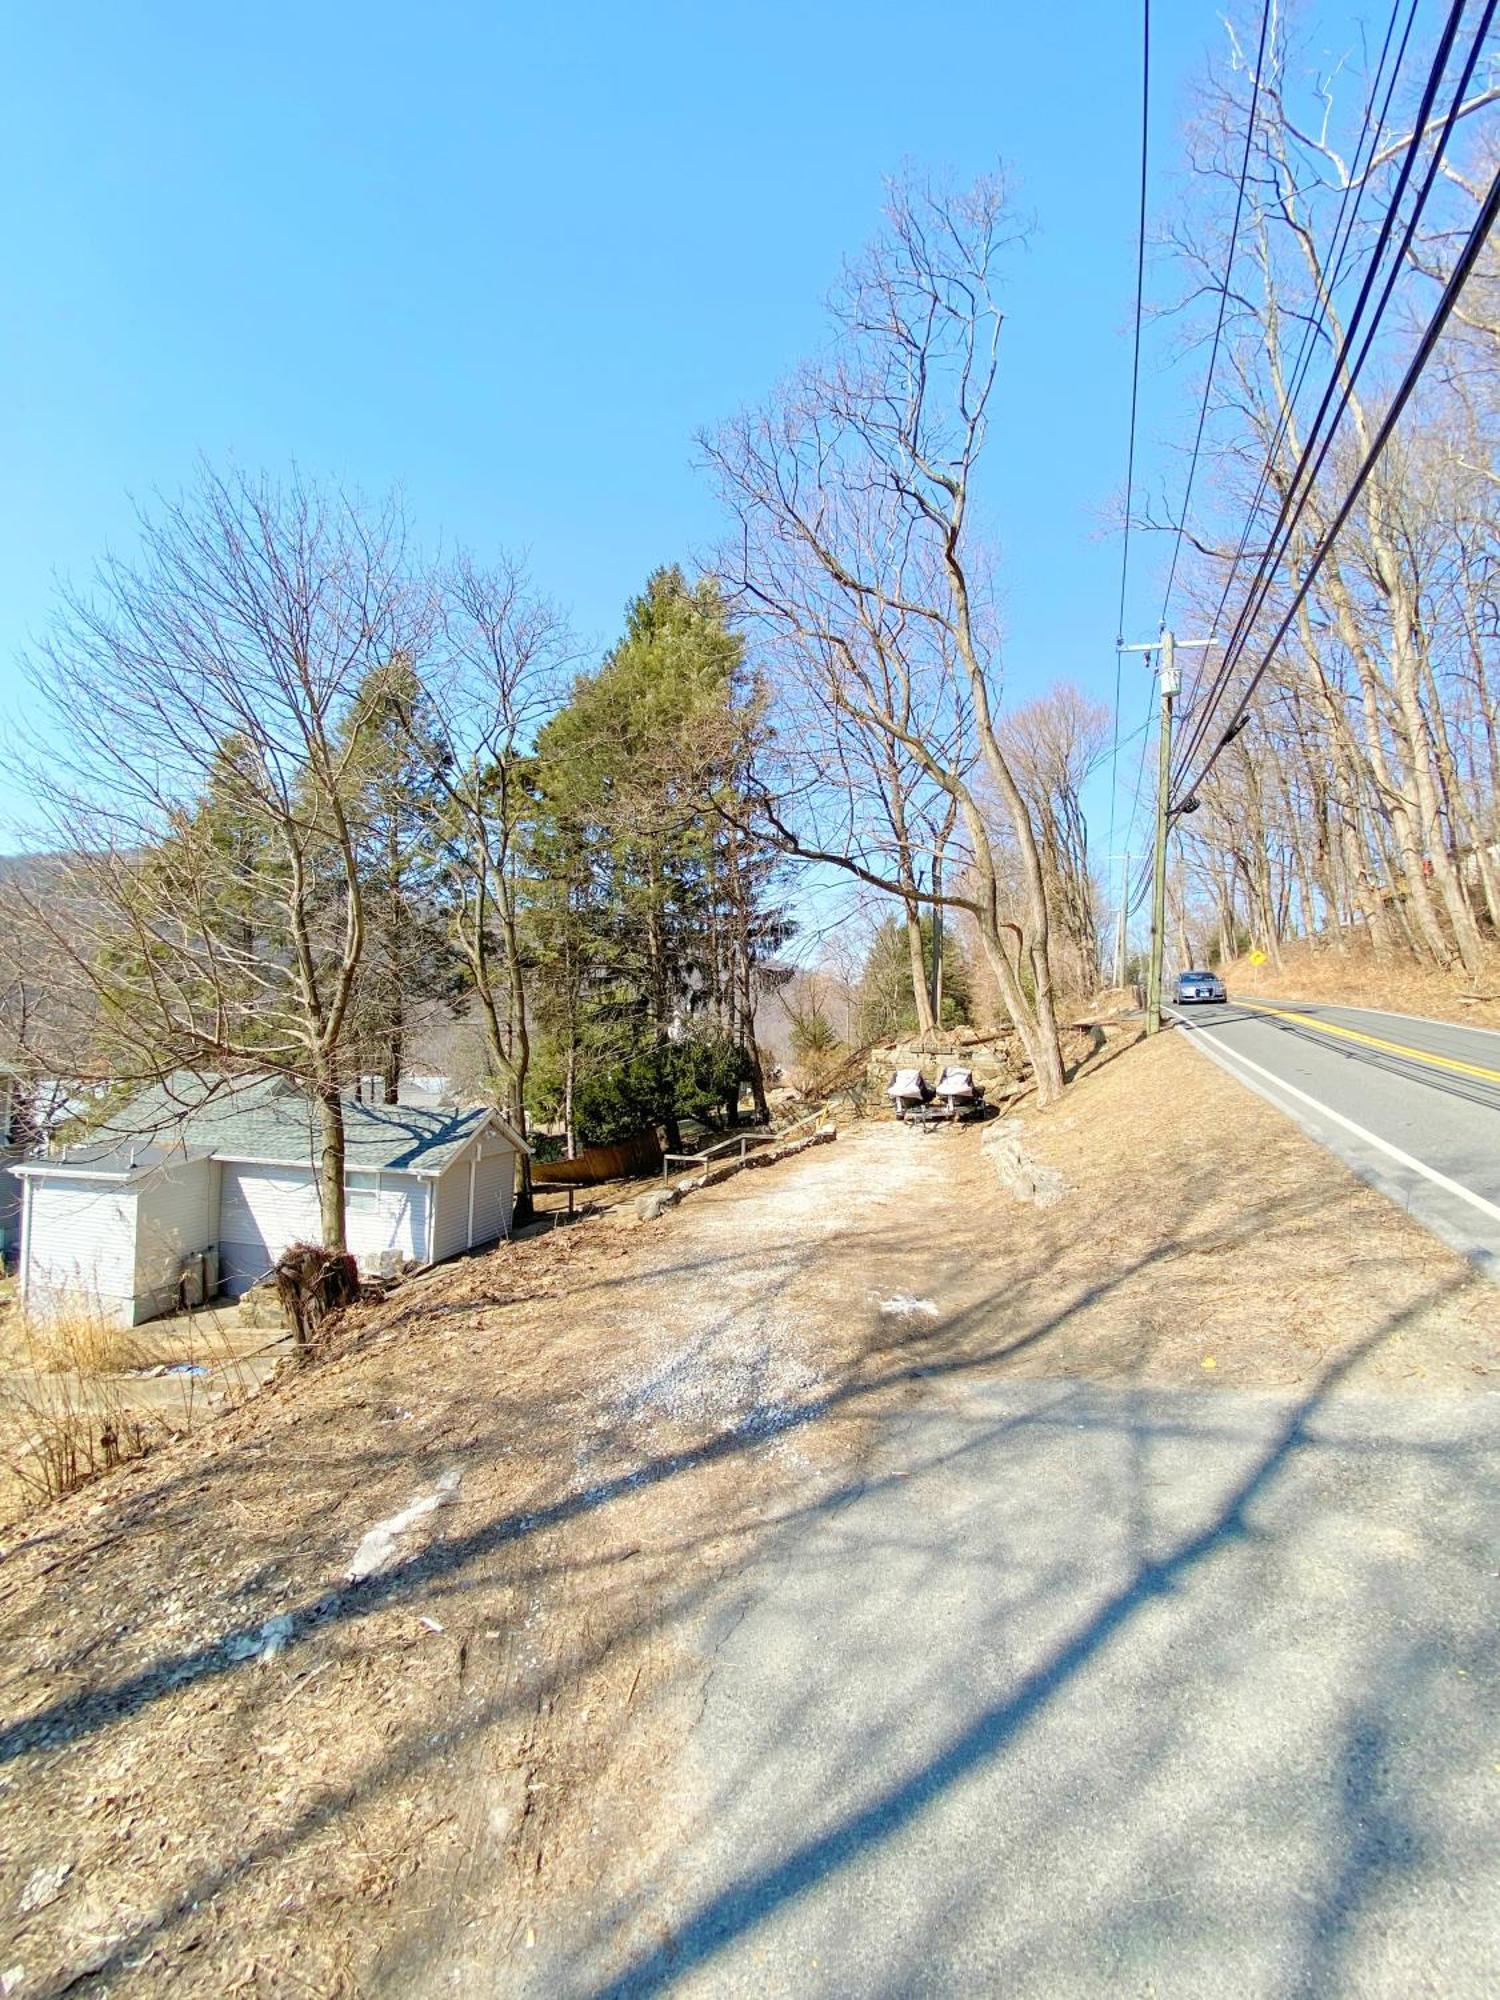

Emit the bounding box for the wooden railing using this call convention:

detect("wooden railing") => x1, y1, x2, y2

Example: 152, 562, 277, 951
661, 1129, 773, 1178
661, 1106, 833, 1180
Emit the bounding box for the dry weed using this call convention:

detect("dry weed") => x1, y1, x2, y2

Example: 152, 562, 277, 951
0, 1298, 259, 1520
14, 1292, 133, 1376
0, 1351, 152, 1510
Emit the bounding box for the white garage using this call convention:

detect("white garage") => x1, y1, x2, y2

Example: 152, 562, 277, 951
17, 1075, 527, 1325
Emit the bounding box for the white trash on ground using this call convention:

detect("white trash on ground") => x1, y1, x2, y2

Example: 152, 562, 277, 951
224, 1611, 295, 1665
878, 1294, 940, 1321
347, 1469, 462, 1582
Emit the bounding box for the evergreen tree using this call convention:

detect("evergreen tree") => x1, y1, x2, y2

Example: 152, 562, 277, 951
529, 567, 788, 1149
333, 657, 461, 1102
856, 916, 972, 1044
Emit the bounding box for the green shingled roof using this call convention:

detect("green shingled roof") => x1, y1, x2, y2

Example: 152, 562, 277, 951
85, 1073, 523, 1176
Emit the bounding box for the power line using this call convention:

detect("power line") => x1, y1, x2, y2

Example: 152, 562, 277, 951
1176, 0, 1465, 773
1105, 0, 1153, 954
1116, 0, 1264, 968
1173, 0, 1489, 785
1176, 145, 1500, 809
1173, 0, 1417, 737
1116, 0, 1153, 652
1157, 0, 1272, 630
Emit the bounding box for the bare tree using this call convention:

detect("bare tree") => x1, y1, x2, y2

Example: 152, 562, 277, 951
415, 553, 573, 1218
12, 466, 415, 1253
1162, 8, 1499, 982
1000, 685, 1110, 1001
705, 171, 1068, 1099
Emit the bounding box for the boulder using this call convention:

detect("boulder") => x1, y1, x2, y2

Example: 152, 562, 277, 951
237, 1281, 288, 1330
867, 1028, 1023, 1105
980, 1119, 1065, 1207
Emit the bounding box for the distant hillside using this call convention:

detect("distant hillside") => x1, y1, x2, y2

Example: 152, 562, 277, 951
0, 852, 103, 1067
0, 851, 72, 892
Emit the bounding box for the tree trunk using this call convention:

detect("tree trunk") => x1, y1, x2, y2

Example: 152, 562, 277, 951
744, 1028, 770, 1123
904, 898, 934, 1034
564, 1041, 577, 1159
315, 1076, 348, 1254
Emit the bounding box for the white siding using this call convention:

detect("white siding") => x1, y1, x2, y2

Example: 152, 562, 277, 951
23, 1177, 140, 1326
430, 1167, 469, 1263
133, 1159, 219, 1319
218, 1162, 428, 1290
429, 1133, 517, 1260
345, 1175, 427, 1272
468, 1144, 512, 1247
218, 1164, 322, 1295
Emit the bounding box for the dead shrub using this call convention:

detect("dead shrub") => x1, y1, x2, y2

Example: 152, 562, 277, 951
275, 1243, 360, 1358
2, 1380, 153, 1509
0, 1296, 254, 1522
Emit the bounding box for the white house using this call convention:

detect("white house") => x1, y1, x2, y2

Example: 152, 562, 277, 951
15, 1074, 527, 1326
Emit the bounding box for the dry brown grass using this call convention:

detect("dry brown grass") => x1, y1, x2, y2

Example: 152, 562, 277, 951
1221, 937, 1500, 1030
0, 1297, 264, 1522
1010, 1030, 1495, 1392
17, 1294, 134, 1376
0, 1301, 154, 1511
0, 1038, 1492, 1995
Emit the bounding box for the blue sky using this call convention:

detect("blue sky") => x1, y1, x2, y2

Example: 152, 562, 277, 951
1, 1, 1235, 874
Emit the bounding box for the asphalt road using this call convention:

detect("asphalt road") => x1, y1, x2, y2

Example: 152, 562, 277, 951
1164, 998, 1500, 1280
509, 1024, 1500, 2000
561, 1379, 1500, 1998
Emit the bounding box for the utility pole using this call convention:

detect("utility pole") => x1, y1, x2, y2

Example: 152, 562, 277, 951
1146, 633, 1178, 1036
1119, 632, 1213, 1036
1112, 852, 1131, 989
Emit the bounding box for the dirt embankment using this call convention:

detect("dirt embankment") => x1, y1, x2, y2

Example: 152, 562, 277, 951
0, 1029, 1494, 1996
1220, 939, 1500, 1031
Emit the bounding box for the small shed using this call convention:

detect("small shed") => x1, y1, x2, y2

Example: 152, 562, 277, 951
16, 1075, 527, 1326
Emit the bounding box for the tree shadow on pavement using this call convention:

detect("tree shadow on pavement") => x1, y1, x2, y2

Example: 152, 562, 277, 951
563, 1274, 1491, 1999
0, 1159, 1490, 1996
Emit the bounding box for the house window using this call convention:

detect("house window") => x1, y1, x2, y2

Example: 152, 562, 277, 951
347, 1171, 380, 1213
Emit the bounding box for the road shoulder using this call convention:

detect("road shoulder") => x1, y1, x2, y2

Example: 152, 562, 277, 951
1, 1032, 1494, 1996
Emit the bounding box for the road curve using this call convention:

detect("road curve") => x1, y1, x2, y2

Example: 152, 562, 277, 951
1167, 997, 1500, 1280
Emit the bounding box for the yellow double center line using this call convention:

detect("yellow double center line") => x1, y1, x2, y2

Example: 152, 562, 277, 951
1241, 1002, 1500, 1088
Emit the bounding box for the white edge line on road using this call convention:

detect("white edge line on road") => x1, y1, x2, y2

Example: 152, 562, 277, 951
1171, 1013, 1500, 1227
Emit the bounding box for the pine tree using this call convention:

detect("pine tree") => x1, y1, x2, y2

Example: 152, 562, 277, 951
529, 567, 788, 1148
333, 657, 460, 1103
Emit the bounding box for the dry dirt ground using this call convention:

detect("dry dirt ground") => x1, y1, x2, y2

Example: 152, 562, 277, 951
0, 1030, 1495, 1997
